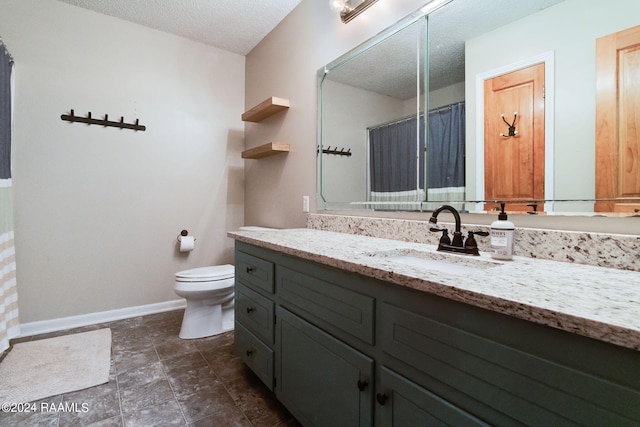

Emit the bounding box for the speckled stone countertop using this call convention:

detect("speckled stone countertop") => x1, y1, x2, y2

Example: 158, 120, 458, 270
228, 228, 640, 351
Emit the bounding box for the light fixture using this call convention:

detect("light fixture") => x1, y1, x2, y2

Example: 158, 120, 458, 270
330, 0, 378, 24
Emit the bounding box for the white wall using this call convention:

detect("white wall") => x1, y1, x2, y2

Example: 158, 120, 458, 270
321, 80, 405, 203
0, 0, 245, 323
244, 0, 431, 227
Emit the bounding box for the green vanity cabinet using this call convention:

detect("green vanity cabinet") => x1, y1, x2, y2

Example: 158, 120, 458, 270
234, 241, 640, 426
378, 301, 640, 425
276, 307, 374, 426
376, 366, 489, 426
234, 249, 276, 390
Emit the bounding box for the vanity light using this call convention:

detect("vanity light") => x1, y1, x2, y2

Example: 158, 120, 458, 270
330, 0, 378, 23
419, 0, 453, 15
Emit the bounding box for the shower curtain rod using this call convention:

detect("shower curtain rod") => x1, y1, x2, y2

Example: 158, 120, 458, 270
367, 101, 464, 130
430, 100, 464, 114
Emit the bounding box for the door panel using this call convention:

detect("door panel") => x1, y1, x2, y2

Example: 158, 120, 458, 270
596, 24, 640, 213
484, 63, 545, 212
377, 366, 489, 426
276, 307, 373, 427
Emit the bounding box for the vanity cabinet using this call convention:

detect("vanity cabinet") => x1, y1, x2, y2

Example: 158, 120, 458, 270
234, 251, 276, 390
234, 241, 640, 426
377, 366, 488, 426
277, 307, 374, 426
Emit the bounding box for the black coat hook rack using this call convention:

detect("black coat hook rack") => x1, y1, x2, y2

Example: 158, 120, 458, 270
317, 146, 352, 157
61, 109, 146, 131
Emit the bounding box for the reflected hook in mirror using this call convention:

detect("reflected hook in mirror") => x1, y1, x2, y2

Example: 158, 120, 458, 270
499, 112, 518, 137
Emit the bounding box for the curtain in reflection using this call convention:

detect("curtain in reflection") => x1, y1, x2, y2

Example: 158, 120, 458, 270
0, 39, 18, 354
369, 115, 425, 210
424, 102, 466, 210
368, 102, 465, 211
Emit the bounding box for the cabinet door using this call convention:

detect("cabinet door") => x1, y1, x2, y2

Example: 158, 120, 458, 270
276, 307, 373, 427
377, 366, 489, 427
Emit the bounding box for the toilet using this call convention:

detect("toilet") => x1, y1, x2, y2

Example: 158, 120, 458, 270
174, 264, 235, 339
174, 226, 274, 339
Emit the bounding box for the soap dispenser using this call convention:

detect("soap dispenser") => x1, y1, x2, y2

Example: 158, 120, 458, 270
490, 203, 515, 260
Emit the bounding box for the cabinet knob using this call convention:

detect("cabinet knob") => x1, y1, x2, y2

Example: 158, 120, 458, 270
246, 266, 255, 273
376, 393, 388, 405
246, 350, 254, 357
246, 307, 255, 314
357, 380, 368, 391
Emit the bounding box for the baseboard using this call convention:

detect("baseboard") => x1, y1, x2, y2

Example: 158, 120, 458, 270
18, 299, 187, 338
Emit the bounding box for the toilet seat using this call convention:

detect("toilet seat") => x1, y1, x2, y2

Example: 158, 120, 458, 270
175, 265, 234, 283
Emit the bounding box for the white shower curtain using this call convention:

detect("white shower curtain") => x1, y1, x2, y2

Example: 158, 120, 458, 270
1, 185, 18, 353
1, 38, 18, 354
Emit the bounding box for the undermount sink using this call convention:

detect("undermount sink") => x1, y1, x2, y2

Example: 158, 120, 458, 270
367, 249, 502, 275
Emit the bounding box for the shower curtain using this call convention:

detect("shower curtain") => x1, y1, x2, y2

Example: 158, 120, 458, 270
368, 115, 425, 210
424, 102, 466, 210
368, 102, 465, 210
0, 39, 18, 354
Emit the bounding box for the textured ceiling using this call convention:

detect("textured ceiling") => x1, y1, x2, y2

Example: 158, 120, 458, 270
55, 0, 303, 55
327, 0, 565, 99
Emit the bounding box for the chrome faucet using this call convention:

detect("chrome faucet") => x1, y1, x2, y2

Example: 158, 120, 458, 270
428, 205, 488, 256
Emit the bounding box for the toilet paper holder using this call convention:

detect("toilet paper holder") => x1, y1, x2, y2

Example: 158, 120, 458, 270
177, 230, 196, 242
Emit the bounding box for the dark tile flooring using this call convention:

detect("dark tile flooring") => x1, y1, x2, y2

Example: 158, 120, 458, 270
2, 309, 300, 427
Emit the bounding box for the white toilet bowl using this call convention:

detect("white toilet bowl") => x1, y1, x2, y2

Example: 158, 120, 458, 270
173, 227, 275, 339
174, 264, 235, 339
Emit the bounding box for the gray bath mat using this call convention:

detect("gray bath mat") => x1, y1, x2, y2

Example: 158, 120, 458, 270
0, 328, 111, 403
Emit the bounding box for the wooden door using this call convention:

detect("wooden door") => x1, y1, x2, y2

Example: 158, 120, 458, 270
596, 25, 640, 213
484, 63, 545, 212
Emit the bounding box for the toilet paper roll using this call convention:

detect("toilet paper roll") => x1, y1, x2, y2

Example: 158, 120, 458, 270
179, 236, 195, 252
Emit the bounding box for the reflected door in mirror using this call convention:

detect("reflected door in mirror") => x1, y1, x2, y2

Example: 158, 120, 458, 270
484, 63, 545, 212
596, 24, 640, 213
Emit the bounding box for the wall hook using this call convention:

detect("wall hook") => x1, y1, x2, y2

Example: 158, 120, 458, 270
61, 109, 146, 131
316, 145, 352, 157
499, 112, 518, 137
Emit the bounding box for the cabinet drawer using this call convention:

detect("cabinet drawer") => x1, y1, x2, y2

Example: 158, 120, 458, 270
235, 323, 274, 390
277, 266, 375, 345
378, 366, 489, 426
236, 251, 274, 293
380, 302, 640, 426
236, 282, 275, 344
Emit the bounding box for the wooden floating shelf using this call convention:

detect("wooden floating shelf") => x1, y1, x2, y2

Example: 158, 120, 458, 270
242, 142, 290, 159
242, 97, 290, 122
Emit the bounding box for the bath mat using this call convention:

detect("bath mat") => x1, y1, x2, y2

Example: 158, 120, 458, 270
0, 328, 111, 403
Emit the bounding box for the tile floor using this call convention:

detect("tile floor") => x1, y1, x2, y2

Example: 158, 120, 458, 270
1, 309, 300, 426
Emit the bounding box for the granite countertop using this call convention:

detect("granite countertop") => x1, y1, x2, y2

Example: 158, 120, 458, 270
228, 228, 640, 351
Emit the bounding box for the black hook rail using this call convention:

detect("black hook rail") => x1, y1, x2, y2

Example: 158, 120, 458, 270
317, 146, 352, 157
61, 109, 146, 131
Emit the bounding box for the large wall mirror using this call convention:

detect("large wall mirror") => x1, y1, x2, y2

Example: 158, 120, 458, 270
318, 0, 640, 217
